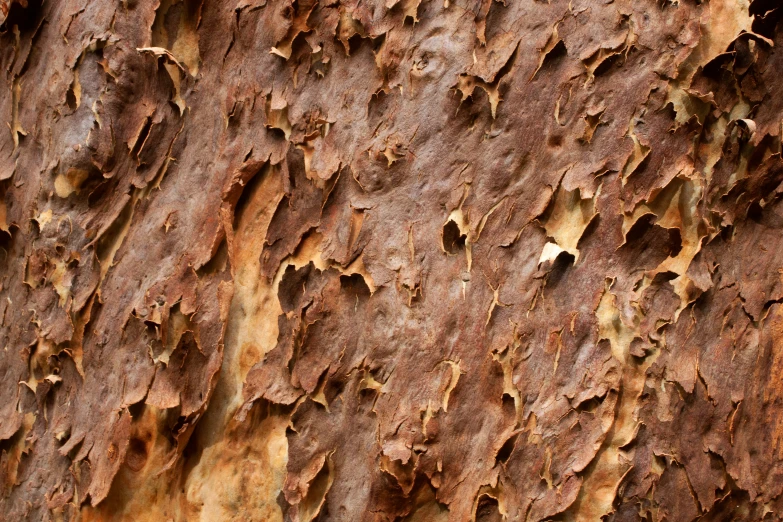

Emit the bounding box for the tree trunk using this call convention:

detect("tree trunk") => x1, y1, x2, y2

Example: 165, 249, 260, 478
2, 0, 783, 520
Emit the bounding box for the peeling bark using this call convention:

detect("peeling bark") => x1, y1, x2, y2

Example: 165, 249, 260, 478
3, 0, 783, 520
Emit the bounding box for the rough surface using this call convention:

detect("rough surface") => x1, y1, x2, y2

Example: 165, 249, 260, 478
2, 0, 783, 520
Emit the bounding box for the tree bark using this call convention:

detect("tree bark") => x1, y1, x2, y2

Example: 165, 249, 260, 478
2, 0, 783, 520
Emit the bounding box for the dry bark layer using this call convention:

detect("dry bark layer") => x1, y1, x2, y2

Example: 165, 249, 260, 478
2, 0, 783, 520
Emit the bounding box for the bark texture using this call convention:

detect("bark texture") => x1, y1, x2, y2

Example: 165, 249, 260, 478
2, 0, 783, 520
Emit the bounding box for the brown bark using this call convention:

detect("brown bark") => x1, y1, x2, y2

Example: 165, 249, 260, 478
2, 0, 783, 520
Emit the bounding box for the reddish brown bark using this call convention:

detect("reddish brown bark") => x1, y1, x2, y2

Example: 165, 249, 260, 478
2, 0, 783, 520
